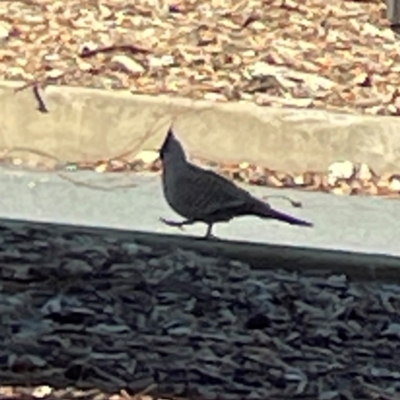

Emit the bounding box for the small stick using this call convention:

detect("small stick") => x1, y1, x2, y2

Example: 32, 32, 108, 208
262, 194, 303, 208
14, 81, 48, 113
79, 44, 151, 58
33, 84, 48, 113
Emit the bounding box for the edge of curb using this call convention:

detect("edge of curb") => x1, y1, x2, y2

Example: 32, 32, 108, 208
2, 217, 399, 283
2, 80, 400, 174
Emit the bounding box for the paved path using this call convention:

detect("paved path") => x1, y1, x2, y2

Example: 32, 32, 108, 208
0, 167, 397, 256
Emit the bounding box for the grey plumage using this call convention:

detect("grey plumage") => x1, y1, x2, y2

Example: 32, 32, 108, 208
159, 128, 313, 238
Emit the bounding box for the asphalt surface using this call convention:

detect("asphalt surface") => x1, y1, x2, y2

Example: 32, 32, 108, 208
0, 167, 398, 256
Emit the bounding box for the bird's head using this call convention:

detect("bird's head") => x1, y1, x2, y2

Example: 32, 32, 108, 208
159, 126, 187, 163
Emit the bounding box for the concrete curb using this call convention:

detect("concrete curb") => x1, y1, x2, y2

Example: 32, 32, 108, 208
2, 217, 400, 283
1, 80, 400, 174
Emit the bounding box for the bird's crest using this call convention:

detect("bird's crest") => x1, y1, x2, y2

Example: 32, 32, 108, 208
159, 126, 186, 161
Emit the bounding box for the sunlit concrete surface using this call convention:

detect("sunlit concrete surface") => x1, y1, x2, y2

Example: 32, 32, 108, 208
0, 167, 398, 256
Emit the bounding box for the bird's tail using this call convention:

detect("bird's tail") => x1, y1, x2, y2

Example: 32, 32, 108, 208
252, 202, 313, 227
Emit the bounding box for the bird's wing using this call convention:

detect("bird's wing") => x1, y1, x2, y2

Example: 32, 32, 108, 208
185, 163, 254, 216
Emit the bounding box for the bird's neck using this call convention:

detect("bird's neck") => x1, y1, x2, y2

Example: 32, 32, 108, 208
169, 149, 187, 163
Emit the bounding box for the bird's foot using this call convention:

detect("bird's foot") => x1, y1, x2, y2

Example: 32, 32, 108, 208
204, 224, 219, 240
159, 217, 187, 230
204, 233, 219, 240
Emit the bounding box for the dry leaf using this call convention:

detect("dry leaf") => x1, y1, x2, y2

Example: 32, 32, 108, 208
111, 55, 145, 74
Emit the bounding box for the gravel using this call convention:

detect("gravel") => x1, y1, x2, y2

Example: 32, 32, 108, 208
0, 221, 399, 400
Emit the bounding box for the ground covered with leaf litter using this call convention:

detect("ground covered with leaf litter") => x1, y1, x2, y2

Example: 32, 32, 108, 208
4, 150, 400, 200
0, 0, 398, 115
0, 222, 399, 400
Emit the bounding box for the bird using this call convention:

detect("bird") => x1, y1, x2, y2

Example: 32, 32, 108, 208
159, 127, 313, 239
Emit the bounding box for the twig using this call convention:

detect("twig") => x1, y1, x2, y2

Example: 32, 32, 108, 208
11, 76, 218, 193
262, 194, 303, 208
32, 84, 48, 113
55, 98, 209, 190
114, 97, 215, 161
57, 172, 136, 191
14, 80, 36, 94
14, 81, 49, 113
3, 146, 60, 162
79, 44, 151, 58
0, 146, 63, 172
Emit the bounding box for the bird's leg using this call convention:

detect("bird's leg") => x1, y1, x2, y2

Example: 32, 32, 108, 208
159, 217, 196, 230
204, 223, 218, 239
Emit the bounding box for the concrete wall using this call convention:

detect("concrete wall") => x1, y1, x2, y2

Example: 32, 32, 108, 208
1, 80, 400, 173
